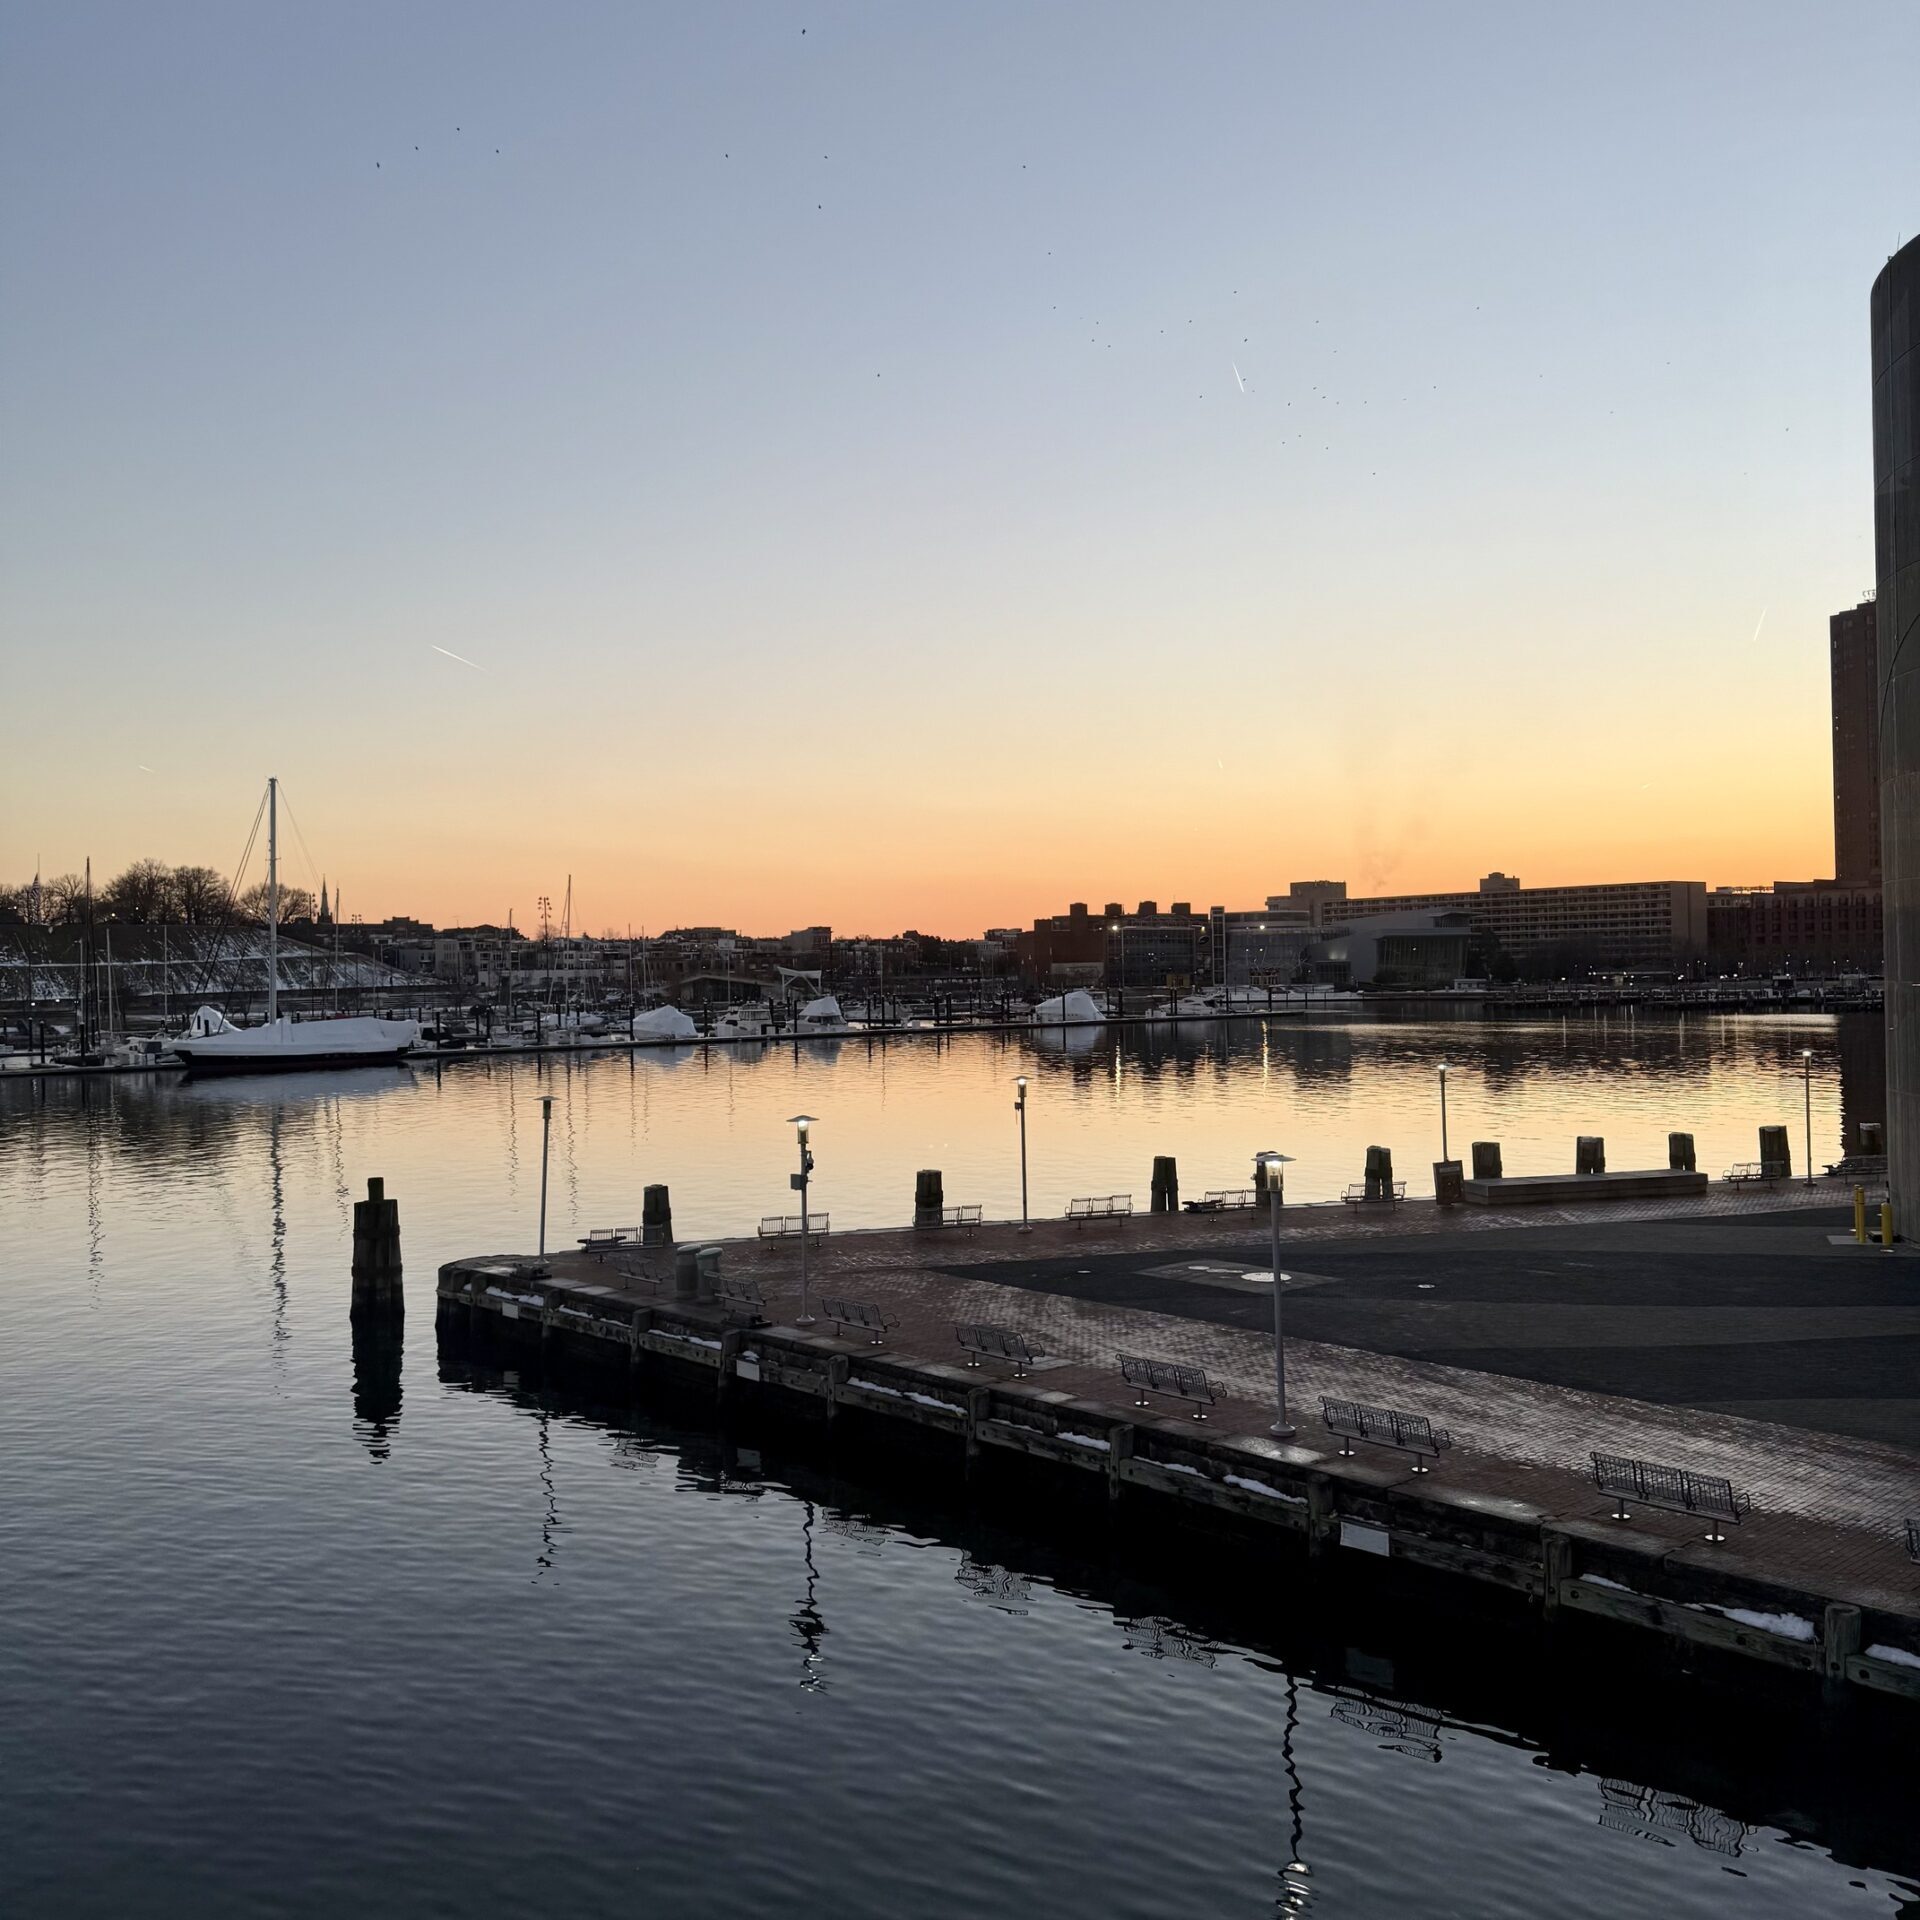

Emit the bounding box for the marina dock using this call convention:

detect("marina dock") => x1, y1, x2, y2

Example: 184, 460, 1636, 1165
437, 1178, 1920, 1706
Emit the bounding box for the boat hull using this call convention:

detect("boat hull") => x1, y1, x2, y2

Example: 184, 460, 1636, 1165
175, 1045, 414, 1075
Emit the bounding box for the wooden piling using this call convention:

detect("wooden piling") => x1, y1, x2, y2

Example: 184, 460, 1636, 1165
1151, 1155, 1178, 1213
350, 1176, 403, 1317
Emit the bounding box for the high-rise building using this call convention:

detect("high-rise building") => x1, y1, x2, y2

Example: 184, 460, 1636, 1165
1871, 235, 1919, 1230
1830, 598, 1881, 883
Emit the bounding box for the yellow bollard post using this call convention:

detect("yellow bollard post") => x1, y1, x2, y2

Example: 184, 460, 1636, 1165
1854, 1186, 1868, 1244
1878, 1201, 1895, 1248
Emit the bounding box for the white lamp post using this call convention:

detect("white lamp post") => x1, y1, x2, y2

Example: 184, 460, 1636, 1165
1800, 1050, 1814, 1185
1437, 1063, 1451, 1163
789, 1115, 818, 1324
1014, 1075, 1030, 1230
1256, 1150, 1298, 1438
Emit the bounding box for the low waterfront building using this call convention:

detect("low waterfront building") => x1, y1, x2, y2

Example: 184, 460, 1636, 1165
1707, 881, 1884, 975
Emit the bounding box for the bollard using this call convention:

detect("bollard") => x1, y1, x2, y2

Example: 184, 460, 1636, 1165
1853, 1186, 1868, 1244
1151, 1155, 1179, 1214
673, 1245, 700, 1301
1364, 1145, 1393, 1202
1758, 1125, 1791, 1180
695, 1244, 724, 1299
1880, 1201, 1895, 1248
1575, 1136, 1605, 1176
914, 1168, 945, 1231
642, 1183, 673, 1248
350, 1176, 403, 1317
1433, 1160, 1463, 1206
1668, 1131, 1696, 1173
1470, 1141, 1502, 1181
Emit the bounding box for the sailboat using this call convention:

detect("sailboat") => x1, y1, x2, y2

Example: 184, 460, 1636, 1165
170, 779, 420, 1074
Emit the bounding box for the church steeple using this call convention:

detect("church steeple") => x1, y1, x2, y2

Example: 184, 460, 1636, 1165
318, 877, 332, 925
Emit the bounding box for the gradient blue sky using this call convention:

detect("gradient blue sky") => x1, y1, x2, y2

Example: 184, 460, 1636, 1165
2, 3, 1909, 933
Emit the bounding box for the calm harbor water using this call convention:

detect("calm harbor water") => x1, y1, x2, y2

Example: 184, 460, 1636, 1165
3, 1012, 1912, 1917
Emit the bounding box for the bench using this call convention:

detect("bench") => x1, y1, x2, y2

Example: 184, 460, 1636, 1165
940, 1204, 983, 1233
1906, 1518, 1919, 1564
579, 1228, 639, 1258
758, 1213, 830, 1243
1183, 1188, 1259, 1213
717, 1275, 768, 1327
1721, 1163, 1786, 1186
1341, 1182, 1407, 1206
1591, 1450, 1752, 1544
955, 1322, 1044, 1377
609, 1252, 660, 1293
1119, 1352, 1216, 1420
1067, 1194, 1133, 1226
1321, 1395, 1453, 1473
821, 1296, 894, 1345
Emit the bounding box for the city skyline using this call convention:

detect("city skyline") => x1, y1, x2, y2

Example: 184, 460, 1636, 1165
3, 4, 1911, 935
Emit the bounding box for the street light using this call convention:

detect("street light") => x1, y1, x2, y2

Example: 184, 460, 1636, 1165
1255, 1150, 1298, 1438
1437, 1063, 1452, 1163
1800, 1050, 1814, 1185
788, 1115, 818, 1324
537, 1093, 554, 1260
1014, 1075, 1030, 1230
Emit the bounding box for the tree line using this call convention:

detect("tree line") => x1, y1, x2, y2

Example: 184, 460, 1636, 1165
0, 860, 318, 927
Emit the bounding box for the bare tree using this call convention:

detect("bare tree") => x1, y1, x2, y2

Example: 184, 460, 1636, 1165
237, 881, 317, 924
42, 872, 88, 923
101, 858, 175, 923
170, 866, 232, 923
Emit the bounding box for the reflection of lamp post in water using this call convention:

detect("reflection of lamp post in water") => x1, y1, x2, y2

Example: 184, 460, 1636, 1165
1255, 1150, 1298, 1438
537, 1093, 554, 1259
789, 1115, 817, 1325
1014, 1075, 1030, 1230
1278, 1668, 1311, 1911
1800, 1049, 1814, 1185
794, 1499, 827, 1692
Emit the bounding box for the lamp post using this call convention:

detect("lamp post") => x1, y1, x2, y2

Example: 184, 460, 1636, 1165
789, 1115, 818, 1324
1437, 1063, 1451, 1163
537, 1093, 553, 1260
1800, 1050, 1814, 1185
1256, 1150, 1298, 1438
1014, 1075, 1030, 1230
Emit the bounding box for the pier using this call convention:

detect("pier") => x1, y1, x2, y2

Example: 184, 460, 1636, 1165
439, 1176, 1920, 1706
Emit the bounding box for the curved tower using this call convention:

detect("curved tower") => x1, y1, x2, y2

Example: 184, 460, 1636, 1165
1873, 235, 1919, 1230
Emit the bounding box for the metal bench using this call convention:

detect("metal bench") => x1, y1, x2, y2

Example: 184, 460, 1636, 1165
1591, 1450, 1752, 1544
758, 1213, 830, 1243
1184, 1188, 1259, 1213
1905, 1518, 1919, 1564
1067, 1194, 1133, 1225
1119, 1352, 1216, 1420
1321, 1395, 1453, 1472
1721, 1163, 1786, 1186
1341, 1182, 1407, 1205
940, 1204, 983, 1232
821, 1296, 894, 1345
579, 1228, 636, 1258
955, 1322, 1044, 1376
718, 1275, 768, 1326
609, 1252, 660, 1293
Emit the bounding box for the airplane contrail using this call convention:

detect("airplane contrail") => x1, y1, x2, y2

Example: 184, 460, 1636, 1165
431, 644, 488, 673
1232, 361, 1247, 393
1749, 605, 1769, 648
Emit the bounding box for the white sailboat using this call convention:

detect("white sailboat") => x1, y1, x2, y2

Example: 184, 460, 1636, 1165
170, 778, 420, 1074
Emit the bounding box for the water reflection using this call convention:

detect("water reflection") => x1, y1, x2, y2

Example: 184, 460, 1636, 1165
348, 1314, 403, 1461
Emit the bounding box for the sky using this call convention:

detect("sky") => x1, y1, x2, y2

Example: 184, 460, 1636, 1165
0, 3, 1910, 936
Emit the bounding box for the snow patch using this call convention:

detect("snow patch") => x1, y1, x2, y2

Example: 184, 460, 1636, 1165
1692, 1604, 1816, 1642
1154, 1460, 1203, 1478
1866, 1642, 1920, 1670
1224, 1474, 1304, 1505
1582, 1575, 1639, 1594
1055, 1432, 1112, 1453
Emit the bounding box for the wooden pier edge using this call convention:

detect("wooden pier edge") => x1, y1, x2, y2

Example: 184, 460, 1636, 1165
436, 1257, 1920, 1704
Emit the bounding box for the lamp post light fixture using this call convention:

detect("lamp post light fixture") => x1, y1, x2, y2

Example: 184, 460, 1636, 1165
789, 1115, 818, 1324
1800, 1051, 1814, 1186
1014, 1075, 1030, 1230
1437, 1063, 1452, 1163
537, 1093, 554, 1261
1255, 1150, 1298, 1438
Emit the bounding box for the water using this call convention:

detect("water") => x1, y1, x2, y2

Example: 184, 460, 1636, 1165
3, 1012, 1912, 1917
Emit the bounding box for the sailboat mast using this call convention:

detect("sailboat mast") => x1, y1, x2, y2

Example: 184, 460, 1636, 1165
266, 776, 279, 1025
